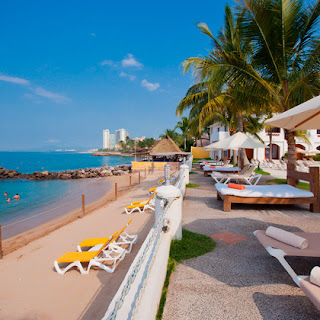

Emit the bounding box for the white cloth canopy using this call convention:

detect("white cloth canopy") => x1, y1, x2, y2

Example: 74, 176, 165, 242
204, 132, 268, 151
265, 95, 320, 130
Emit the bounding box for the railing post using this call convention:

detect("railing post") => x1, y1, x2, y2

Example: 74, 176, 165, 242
0, 224, 3, 259
115, 183, 118, 200
82, 194, 85, 217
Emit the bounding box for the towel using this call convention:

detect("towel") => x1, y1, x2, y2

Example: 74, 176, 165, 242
210, 166, 216, 169
266, 226, 308, 249
310, 266, 320, 287
228, 183, 245, 190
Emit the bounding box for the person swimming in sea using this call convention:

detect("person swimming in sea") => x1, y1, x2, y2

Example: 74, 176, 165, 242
13, 193, 20, 200
4, 192, 8, 197
6, 198, 10, 202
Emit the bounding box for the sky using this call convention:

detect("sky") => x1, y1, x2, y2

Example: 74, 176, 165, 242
0, 0, 228, 151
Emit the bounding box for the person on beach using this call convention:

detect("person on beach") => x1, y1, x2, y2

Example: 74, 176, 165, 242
13, 193, 20, 200
4, 192, 8, 197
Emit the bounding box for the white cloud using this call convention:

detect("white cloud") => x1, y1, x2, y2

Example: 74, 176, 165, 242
46, 139, 60, 143
120, 72, 136, 81
0, 74, 29, 85
141, 79, 160, 91
33, 87, 71, 104
91, 32, 96, 37
121, 54, 143, 68
101, 60, 114, 66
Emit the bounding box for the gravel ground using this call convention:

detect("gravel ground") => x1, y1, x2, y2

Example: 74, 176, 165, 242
162, 165, 320, 320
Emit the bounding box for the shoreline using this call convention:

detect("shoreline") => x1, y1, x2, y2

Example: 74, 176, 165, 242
2, 172, 142, 255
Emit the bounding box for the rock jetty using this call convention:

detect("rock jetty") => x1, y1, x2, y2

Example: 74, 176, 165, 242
0, 165, 131, 181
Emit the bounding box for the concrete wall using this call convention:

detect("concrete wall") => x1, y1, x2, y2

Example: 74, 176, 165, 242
191, 147, 210, 159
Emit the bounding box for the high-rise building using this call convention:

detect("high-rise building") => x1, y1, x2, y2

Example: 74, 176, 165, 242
103, 129, 110, 149
110, 134, 116, 149
115, 129, 129, 144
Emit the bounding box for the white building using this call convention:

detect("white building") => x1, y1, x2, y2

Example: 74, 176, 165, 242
103, 129, 110, 149
115, 129, 129, 144
209, 123, 320, 161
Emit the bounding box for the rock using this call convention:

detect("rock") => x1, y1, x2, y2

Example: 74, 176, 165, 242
42, 170, 49, 175
60, 174, 71, 179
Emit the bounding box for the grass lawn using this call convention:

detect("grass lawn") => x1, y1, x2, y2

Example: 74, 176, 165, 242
156, 229, 216, 319
189, 171, 198, 174
193, 158, 211, 163
266, 179, 310, 191
186, 183, 200, 188
254, 168, 270, 175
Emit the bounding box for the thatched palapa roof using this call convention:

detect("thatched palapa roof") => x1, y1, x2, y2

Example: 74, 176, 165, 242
150, 135, 182, 155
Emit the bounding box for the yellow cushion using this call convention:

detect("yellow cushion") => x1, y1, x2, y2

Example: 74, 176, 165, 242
149, 187, 157, 192
56, 251, 99, 263
78, 237, 109, 248
126, 204, 143, 209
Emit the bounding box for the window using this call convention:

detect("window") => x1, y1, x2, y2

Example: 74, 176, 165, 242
224, 125, 228, 131
217, 127, 220, 132
265, 127, 280, 133
317, 129, 320, 134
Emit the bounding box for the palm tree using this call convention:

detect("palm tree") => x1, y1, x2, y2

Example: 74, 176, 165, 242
174, 117, 190, 150
216, 0, 320, 172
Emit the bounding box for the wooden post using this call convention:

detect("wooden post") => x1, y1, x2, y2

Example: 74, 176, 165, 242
310, 167, 320, 212
129, 175, 132, 190
139, 171, 141, 184
0, 225, 3, 259
82, 194, 85, 217
115, 183, 118, 200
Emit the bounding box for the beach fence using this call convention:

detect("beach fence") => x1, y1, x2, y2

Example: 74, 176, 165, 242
102, 160, 190, 320
0, 171, 144, 254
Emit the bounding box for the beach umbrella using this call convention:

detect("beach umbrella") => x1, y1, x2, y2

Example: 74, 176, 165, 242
265, 95, 320, 130
204, 132, 269, 151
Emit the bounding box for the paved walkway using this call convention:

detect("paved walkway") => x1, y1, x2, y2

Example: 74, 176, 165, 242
163, 166, 320, 319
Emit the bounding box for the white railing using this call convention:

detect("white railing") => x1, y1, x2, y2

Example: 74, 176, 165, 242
102, 165, 189, 320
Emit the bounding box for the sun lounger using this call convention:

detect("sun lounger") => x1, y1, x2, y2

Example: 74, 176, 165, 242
210, 164, 249, 183
213, 166, 261, 185
77, 218, 138, 254
148, 186, 157, 195
158, 170, 177, 185
254, 229, 320, 310
125, 193, 156, 214
203, 165, 236, 176
54, 235, 126, 274
216, 183, 314, 211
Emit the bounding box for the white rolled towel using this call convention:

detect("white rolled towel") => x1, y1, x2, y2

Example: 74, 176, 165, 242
310, 266, 320, 287
266, 226, 308, 249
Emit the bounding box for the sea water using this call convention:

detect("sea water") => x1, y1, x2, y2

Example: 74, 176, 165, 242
0, 152, 134, 239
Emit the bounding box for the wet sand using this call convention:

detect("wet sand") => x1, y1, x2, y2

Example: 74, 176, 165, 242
0, 170, 163, 319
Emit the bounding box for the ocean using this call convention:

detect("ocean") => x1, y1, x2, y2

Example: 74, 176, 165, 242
0, 152, 134, 239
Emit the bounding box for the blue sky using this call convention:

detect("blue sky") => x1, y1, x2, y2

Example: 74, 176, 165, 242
0, 0, 228, 150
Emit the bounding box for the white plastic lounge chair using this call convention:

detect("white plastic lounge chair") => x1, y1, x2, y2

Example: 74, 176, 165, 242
210, 164, 250, 183
54, 236, 126, 275
254, 229, 320, 310
125, 193, 156, 214
216, 183, 315, 211
77, 218, 138, 254
223, 166, 261, 185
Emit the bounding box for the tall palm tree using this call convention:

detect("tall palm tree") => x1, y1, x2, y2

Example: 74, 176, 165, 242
174, 117, 190, 150
217, 0, 320, 172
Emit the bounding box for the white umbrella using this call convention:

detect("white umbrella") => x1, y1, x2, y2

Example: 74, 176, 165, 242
265, 95, 320, 130
204, 132, 268, 151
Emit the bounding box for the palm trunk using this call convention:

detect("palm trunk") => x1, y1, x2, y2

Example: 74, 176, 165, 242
285, 129, 296, 180
237, 114, 249, 168
184, 136, 186, 151
269, 131, 272, 161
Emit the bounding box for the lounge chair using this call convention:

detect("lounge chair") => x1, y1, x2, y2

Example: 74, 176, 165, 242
210, 164, 250, 183
77, 218, 138, 254
158, 170, 177, 185
213, 166, 261, 185
254, 229, 320, 310
54, 235, 126, 274
201, 159, 230, 171
148, 186, 157, 195
125, 193, 156, 214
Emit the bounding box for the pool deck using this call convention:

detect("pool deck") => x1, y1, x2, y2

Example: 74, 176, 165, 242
162, 165, 320, 319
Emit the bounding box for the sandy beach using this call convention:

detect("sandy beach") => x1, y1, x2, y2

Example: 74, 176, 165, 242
0, 170, 162, 319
